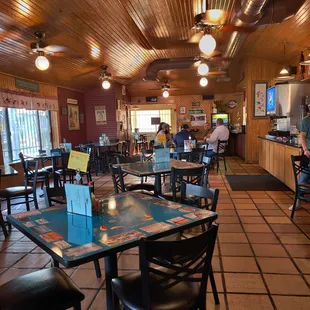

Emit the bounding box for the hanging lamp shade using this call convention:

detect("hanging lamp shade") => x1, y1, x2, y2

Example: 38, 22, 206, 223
275, 42, 295, 81
300, 48, 310, 65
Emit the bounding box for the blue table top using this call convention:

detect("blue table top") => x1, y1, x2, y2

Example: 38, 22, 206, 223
8, 192, 217, 266
115, 159, 202, 177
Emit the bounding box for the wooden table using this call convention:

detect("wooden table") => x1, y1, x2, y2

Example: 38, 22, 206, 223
113, 159, 203, 195
7, 192, 217, 310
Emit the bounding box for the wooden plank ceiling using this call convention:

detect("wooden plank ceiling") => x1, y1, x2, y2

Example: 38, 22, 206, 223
0, 0, 309, 96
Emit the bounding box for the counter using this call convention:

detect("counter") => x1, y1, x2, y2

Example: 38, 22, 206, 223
229, 133, 246, 159
258, 137, 301, 190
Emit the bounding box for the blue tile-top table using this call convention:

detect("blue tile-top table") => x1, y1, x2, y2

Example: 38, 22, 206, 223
7, 192, 217, 310
114, 159, 203, 195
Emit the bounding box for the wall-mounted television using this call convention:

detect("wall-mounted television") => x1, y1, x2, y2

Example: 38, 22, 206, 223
267, 86, 276, 115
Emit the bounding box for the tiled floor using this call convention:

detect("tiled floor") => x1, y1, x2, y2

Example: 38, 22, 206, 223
0, 156, 310, 309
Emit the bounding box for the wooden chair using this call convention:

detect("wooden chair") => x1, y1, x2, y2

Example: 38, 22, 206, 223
0, 161, 39, 231
112, 224, 219, 310
290, 155, 310, 219
0, 267, 84, 310
43, 186, 66, 208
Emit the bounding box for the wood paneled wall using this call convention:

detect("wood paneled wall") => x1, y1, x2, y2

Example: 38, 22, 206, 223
245, 56, 282, 163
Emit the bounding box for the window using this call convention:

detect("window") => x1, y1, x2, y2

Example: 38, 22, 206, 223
131, 109, 171, 132
0, 108, 52, 163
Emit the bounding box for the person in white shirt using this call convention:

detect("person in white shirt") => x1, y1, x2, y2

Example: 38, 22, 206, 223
205, 118, 229, 157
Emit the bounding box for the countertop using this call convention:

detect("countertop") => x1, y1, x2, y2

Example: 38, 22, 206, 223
258, 136, 301, 149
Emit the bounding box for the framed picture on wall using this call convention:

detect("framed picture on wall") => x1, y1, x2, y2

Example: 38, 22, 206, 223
180, 107, 186, 114
253, 81, 268, 117
68, 104, 80, 130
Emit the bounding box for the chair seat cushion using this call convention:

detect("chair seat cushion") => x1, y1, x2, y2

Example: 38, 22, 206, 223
0, 267, 84, 310
56, 169, 76, 175
0, 186, 33, 198
127, 183, 155, 193
112, 269, 199, 310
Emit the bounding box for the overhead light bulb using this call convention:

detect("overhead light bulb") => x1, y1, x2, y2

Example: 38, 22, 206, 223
197, 63, 209, 75
102, 80, 111, 89
35, 55, 49, 70
279, 67, 289, 75
200, 77, 208, 87
163, 90, 169, 98
199, 34, 216, 55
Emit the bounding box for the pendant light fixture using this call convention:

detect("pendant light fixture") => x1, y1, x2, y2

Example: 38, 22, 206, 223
197, 62, 209, 75
300, 48, 310, 65
200, 77, 208, 87
163, 90, 169, 98
275, 42, 294, 81
99, 65, 112, 89
35, 51, 49, 70
199, 27, 216, 55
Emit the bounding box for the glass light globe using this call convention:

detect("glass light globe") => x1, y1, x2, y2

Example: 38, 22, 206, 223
102, 80, 111, 89
197, 63, 209, 75
199, 34, 216, 55
200, 77, 208, 87
163, 90, 169, 98
35, 55, 49, 70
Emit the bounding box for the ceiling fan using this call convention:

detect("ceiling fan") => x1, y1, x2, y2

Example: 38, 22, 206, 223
148, 80, 180, 91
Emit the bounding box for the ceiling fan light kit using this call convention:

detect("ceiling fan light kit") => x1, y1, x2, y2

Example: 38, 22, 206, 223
35, 51, 49, 71
200, 77, 208, 87
197, 62, 209, 75
199, 33, 216, 55
102, 80, 111, 89
163, 90, 169, 98
99, 65, 112, 90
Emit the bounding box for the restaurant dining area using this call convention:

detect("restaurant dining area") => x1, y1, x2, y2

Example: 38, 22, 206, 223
1, 0, 310, 309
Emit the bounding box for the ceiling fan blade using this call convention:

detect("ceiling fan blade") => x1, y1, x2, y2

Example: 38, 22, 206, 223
202, 50, 222, 58
148, 88, 162, 90
221, 24, 255, 33
188, 31, 203, 43
44, 45, 69, 53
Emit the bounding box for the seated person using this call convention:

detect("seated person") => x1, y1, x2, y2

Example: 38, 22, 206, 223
203, 121, 214, 140
154, 123, 172, 147
173, 124, 197, 152
205, 118, 229, 157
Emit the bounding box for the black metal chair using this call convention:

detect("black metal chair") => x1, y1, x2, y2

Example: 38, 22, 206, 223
0, 161, 39, 231
162, 166, 204, 202
290, 155, 310, 219
0, 267, 84, 310
112, 224, 219, 310
177, 148, 204, 163
110, 165, 155, 194
43, 186, 66, 208
214, 140, 228, 172
141, 148, 153, 162
0, 169, 8, 237
38, 149, 54, 172
55, 153, 76, 185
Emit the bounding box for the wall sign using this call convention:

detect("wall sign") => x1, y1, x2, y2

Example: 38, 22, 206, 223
253, 81, 268, 117
146, 96, 158, 102
192, 102, 200, 107
228, 100, 237, 109
188, 109, 203, 114
15, 78, 40, 92
67, 98, 78, 104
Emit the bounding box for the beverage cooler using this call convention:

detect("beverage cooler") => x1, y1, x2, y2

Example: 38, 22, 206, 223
211, 113, 230, 129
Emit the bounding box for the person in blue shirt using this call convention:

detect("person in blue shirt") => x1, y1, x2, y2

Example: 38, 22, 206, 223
173, 124, 196, 152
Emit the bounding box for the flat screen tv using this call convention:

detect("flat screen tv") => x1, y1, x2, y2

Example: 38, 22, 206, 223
267, 86, 276, 115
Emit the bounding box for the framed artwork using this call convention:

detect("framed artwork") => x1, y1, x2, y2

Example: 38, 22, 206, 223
67, 104, 80, 130
180, 106, 186, 114
253, 81, 268, 117
95, 105, 107, 125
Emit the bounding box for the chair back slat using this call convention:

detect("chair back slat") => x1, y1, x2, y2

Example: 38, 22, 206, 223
139, 224, 218, 309
110, 165, 126, 193
216, 140, 228, 153
141, 148, 153, 162
43, 187, 66, 207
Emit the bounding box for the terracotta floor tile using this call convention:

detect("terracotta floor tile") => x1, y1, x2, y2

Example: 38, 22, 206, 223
118, 254, 139, 270
78, 289, 98, 310
266, 191, 289, 198
237, 210, 261, 217
234, 204, 257, 210
89, 289, 106, 310
255, 203, 279, 210
275, 198, 294, 204
224, 273, 267, 293
270, 224, 301, 233
70, 268, 105, 289
0, 268, 38, 286
0, 268, 6, 275
284, 245, 310, 258
252, 244, 288, 257
264, 216, 292, 224
207, 272, 224, 293
216, 216, 240, 224
246, 233, 279, 244
206, 293, 226, 310
217, 210, 237, 216
78, 259, 105, 270
222, 257, 259, 273
3, 242, 37, 253
277, 233, 310, 245
257, 257, 299, 274
284, 209, 310, 217
277, 203, 293, 210
264, 274, 310, 295
294, 258, 310, 274
218, 233, 248, 243
227, 294, 273, 310
218, 224, 243, 233
252, 198, 274, 204
217, 203, 235, 210
298, 224, 310, 233
260, 209, 286, 216
243, 224, 272, 233
232, 199, 253, 204
0, 241, 14, 252
229, 193, 250, 198
293, 217, 310, 224
272, 296, 310, 310
13, 253, 51, 268
239, 217, 266, 224
220, 243, 253, 257
0, 253, 25, 268
247, 192, 270, 199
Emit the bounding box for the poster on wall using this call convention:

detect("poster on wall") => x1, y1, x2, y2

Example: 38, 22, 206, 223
95, 105, 107, 125
190, 114, 206, 127
68, 104, 80, 130
116, 109, 127, 130
253, 81, 267, 117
